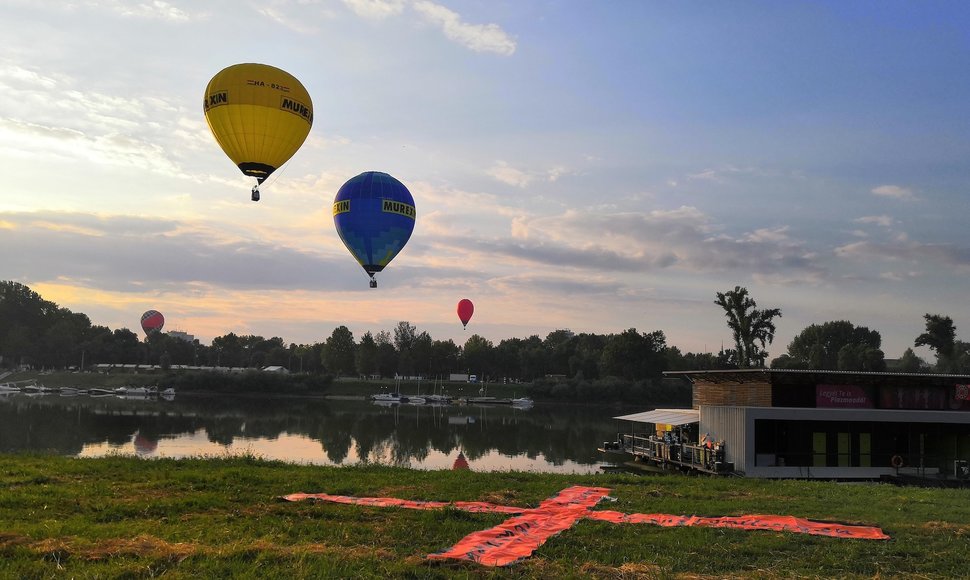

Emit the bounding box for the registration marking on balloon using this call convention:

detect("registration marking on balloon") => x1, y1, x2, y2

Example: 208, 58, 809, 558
282, 485, 889, 567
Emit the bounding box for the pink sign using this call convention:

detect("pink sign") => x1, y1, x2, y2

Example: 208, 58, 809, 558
816, 384, 872, 408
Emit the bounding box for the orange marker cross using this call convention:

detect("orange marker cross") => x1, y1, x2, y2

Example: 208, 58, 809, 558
283, 485, 888, 567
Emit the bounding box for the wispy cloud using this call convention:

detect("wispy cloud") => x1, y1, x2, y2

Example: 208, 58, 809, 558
854, 215, 895, 227
0, 211, 361, 292
341, 0, 406, 19
871, 184, 918, 201
412, 1, 516, 55
486, 161, 571, 188
256, 3, 322, 33
487, 161, 532, 187
836, 239, 970, 269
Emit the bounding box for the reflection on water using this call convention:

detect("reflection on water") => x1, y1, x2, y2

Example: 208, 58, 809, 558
0, 393, 643, 474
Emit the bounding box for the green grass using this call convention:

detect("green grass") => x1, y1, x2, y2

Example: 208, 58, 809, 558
1, 454, 968, 578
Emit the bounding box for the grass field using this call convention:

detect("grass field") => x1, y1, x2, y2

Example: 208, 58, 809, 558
1, 454, 969, 578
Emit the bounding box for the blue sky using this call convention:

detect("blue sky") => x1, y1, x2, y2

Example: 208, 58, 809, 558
1, 1, 968, 361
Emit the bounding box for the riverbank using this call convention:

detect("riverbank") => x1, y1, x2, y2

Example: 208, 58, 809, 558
2, 370, 531, 399
1, 454, 968, 577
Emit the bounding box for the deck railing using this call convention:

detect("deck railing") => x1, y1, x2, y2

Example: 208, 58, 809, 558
618, 434, 728, 473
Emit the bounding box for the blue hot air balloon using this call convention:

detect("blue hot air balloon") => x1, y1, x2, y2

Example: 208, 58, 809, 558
333, 171, 416, 288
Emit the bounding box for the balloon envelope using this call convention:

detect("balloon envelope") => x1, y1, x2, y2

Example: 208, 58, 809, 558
333, 171, 416, 285
457, 298, 474, 328
140, 310, 164, 336
203, 63, 313, 187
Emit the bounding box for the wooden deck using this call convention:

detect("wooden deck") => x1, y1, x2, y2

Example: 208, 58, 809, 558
600, 434, 734, 475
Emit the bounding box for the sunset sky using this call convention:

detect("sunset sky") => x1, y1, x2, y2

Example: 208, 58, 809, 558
2, 1, 968, 361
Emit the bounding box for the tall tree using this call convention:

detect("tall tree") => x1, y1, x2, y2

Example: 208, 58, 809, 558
355, 332, 377, 378
714, 286, 782, 368
374, 330, 397, 378
393, 321, 417, 376
915, 314, 958, 372
323, 326, 356, 376
462, 334, 493, 379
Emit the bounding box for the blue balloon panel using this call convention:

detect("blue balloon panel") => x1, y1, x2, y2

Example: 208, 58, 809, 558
333, 171, 416, 278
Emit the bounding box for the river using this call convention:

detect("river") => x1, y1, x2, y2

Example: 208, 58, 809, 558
0, 391, 647, 474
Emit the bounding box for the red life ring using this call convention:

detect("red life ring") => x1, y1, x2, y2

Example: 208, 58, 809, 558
891, 455, 904, 468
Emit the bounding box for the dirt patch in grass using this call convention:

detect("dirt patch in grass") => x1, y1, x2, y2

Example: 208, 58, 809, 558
33, 535, 196, 561
20, 535, 397, 563
480, 489, 525, 505
0, 533, 32, 548
578, 561, 664, 579
923, 520, 970, 535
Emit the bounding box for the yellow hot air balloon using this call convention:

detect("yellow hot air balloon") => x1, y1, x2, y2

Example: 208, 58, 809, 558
203, 63, 313, 201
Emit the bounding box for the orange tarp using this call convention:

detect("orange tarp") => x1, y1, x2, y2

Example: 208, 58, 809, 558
282, 485, 889, 567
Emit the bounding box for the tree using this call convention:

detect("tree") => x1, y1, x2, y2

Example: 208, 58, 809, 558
915, 314, 958, 372
893, 348, 929, 373
411, 332, 433, 377
599, 329, 667, 380
462, 334, 493, 378
323, 326, 356, 376
714, 286, 782, 368
780, 321, 884, 371
429, 339, 460, 377
374, 331, 397, 378
355, 332, 377, 378
393, 321, 417, 376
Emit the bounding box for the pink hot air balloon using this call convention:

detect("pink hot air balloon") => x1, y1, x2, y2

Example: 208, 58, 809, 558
457, 299, 474, 329
140, 310, 165, 336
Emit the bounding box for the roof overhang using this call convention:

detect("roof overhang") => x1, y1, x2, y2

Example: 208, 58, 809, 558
663, 369, 970, 387
613, 408, 699, 425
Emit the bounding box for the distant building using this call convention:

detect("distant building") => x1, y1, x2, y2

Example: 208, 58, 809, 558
167, 331, 195, 343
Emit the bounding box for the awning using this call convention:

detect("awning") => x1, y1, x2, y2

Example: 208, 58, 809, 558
612, 408, 699, 425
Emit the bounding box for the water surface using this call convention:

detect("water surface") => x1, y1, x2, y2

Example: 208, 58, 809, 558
0, 392, 644, 474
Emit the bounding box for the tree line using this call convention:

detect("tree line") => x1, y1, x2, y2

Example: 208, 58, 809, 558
1, 281, 967, 381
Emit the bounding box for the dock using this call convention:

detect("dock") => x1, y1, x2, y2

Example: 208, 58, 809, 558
599, 434, 734, 475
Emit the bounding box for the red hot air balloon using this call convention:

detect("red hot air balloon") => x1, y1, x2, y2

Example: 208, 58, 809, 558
457, 299, 474, 329
140, 310, 165, 336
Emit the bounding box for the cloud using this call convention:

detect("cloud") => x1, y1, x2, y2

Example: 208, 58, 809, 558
0, 211, 364, 292
871, 185, 917, 201
0, 63, 194, 178
110, 1, 190, 20
341, 0, 406, 19
686, 165, 774, 183
437, 206, 823, 280
256, 4, 322, 33
412, 1, 516, 55
487, 161, 532, 188
854, 215, 895, 227
835, 239, 970, 269
486, 161, 572, 188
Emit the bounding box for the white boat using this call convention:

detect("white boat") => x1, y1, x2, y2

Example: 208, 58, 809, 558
408, 397, 427, 405
511, 397, 534, 407
423, 394, 452, 404
371, 392, 406, 402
